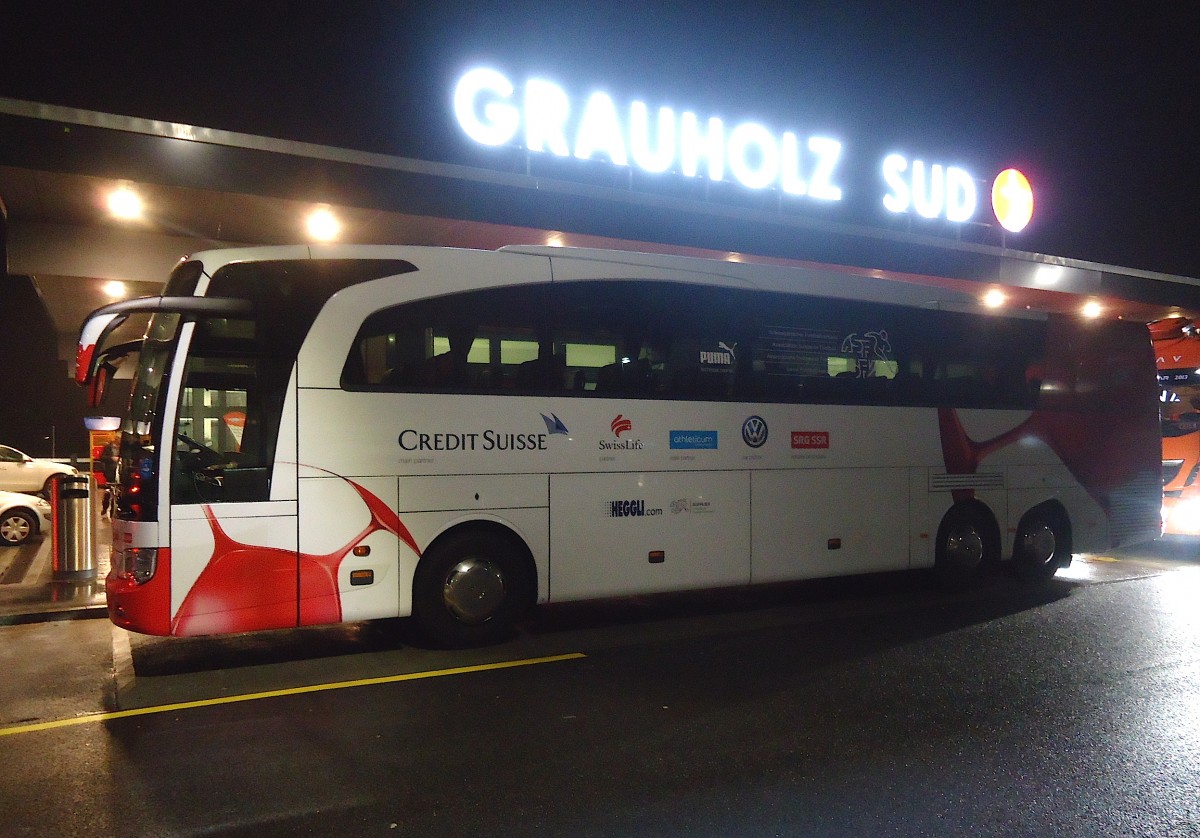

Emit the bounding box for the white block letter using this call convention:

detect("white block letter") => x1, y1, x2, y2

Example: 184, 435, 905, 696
454, 68, 519, 147
911, 160, 944, 219
881, 153, 910, 213
629, 101, 675, 173
575, 92, 628, 166
525, 78, 571, 157
807, 136, 843, 201
945, 166, 977, 222
680, 112, 725, 181
728, 122, 780, 190
780, 132, 807, 195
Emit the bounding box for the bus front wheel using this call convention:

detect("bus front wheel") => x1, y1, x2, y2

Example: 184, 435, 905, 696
412, 529, 534, 648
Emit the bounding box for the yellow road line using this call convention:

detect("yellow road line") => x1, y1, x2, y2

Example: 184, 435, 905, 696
0, 651, 586, 738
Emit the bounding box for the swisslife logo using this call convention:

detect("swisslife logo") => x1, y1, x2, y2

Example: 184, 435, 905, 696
600, 414, 645, 451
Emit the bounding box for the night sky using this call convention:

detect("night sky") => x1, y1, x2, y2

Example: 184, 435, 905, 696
3, 2, 1199, 277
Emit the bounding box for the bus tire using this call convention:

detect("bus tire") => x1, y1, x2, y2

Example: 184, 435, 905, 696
934, 504, 998, 589
1013, 505, 1071, 584
412, 529, 534, 648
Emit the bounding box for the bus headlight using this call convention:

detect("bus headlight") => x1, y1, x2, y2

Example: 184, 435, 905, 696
1168, 499, 1200, 535
120, 547, 158, 584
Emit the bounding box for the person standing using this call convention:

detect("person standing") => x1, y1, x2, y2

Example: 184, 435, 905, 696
99, 441, 118, 518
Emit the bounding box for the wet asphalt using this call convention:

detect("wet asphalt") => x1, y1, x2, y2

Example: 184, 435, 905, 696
1, 543, 1198, 836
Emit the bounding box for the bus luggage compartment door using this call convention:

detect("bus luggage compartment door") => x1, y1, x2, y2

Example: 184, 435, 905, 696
549, 471, 750, 601
750, 468, 910, 583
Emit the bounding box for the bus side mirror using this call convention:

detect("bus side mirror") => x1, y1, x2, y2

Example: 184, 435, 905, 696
87, 364, 110, 408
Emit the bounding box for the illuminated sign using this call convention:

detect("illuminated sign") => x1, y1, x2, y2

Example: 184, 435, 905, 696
454, 67, 843, 199
452, 68, 1033, 233
991, 168, 1034, 233
881, 154, 977, 222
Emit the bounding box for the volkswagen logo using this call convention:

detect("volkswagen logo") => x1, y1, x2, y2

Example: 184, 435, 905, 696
741, 415, 768, 448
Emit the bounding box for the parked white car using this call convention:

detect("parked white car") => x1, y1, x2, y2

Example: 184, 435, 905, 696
0, 445, 77, 495
0, 489, 51, 546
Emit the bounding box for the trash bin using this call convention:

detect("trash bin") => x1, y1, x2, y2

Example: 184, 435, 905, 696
51, 473, 95, 580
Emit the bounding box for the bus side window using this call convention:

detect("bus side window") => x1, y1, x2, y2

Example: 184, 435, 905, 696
342, 284, 550, 393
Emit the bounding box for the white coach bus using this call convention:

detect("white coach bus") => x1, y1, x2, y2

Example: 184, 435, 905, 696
76, 245, 1161, 646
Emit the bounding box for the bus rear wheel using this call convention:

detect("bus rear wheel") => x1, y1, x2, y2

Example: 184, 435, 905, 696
1013, 507, 1070, 583
412, 529, 533, 648
934, 505, 997, 589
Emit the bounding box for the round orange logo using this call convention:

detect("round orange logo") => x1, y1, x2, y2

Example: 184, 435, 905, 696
991, 168, 1034, 233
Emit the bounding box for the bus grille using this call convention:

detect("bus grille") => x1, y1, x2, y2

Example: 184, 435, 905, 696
928, 472, 1005, 492
1108, 468, 1163, 547
1163, 459, 1185, 486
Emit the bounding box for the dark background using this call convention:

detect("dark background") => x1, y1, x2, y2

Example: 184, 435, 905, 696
3, 2, 1199, 277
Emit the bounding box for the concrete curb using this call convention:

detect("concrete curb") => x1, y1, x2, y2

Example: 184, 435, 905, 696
0, 605, 109, 627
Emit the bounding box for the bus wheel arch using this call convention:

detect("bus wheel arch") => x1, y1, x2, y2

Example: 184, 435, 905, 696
412, 522, 536, 648
1012, 501, 1072, 583
934, 500, 1001, 588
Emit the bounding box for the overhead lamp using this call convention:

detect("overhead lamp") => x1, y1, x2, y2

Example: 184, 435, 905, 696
102, 281, 127, 299
982, 289, 1006, 309
1082, 300, 1103, 319
305, 207, 341, 241
107, 186, 144, 221
1033, 265, 1062, 286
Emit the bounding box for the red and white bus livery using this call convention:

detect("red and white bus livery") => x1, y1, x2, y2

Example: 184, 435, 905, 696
78, 245, 1162, 645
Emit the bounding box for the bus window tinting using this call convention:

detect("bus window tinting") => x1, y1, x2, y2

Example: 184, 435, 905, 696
341, 280, 1048, 409
169, 259, 414, 505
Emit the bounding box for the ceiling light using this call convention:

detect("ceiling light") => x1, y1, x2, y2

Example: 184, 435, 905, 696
1082, 300, 1103, 319
107, 186, 144, 220
982, 289, 1006, 309
306, 207, 340, 241
102, 281, 126, 299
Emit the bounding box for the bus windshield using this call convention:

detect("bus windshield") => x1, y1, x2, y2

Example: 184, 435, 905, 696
113, 257, 417, 521
116, 313, 182, 520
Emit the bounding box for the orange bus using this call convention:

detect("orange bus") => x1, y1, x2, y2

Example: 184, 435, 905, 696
1152, 317, 1200, 535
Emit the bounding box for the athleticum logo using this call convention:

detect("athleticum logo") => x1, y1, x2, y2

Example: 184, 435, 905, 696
670, 430, 718, 450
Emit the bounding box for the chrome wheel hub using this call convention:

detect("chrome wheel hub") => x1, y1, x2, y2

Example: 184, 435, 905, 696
1022, 524, 1057, 565
442, 557, 506, 624
945, 526, 984, 568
